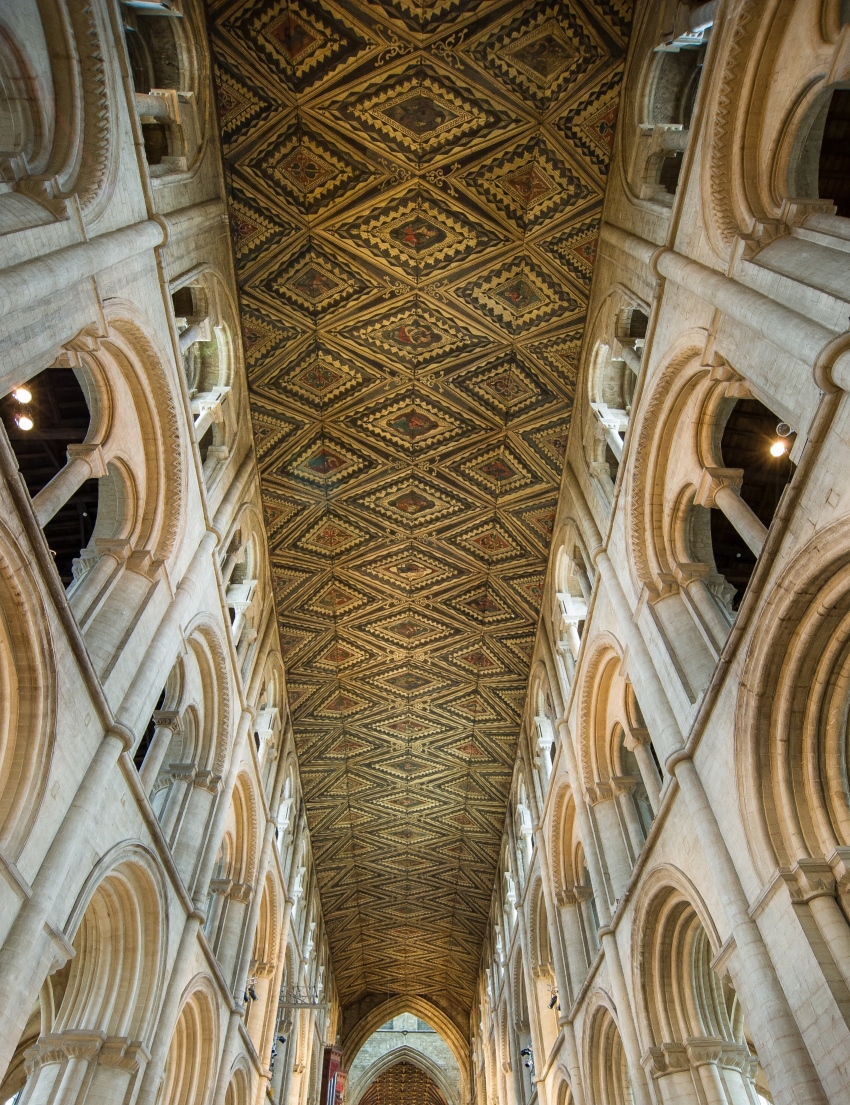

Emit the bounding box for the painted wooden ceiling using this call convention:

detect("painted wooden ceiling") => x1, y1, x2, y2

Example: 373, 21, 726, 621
209, 0, 630, 1014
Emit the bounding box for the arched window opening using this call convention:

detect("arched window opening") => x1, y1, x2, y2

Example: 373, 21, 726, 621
635, 14, 711, 205
555, 546, 591, 681
0, 368, 100, 586
817, 88, 850, 218
227, 538, 261, 661
0, 30, 42, 191
122, 8, 198, 174
587, 1007, 631, 1105
791, 85, 850, 219
589, 307, 647, 478
696, 398, 795, 611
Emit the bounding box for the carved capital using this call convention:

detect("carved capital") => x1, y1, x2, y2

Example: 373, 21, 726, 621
152, 710, 182, 734
694, 466, 743, 510
194, 770, 222, 794
586, 781, 613, 805
99, 1037, 151, 1074
641, 1043, 689, 1077
230, 882, 254, 904
622, 725, 650, 752
786, 860, 836, 904
67, 443, 108, 479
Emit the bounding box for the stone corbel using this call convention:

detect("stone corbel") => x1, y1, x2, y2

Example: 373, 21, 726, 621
786, 859, 837, 904
194, 770, 222, 794
641, 1042, 689, 1077
554, 888, 576, 908
229, 882, 254, 904
99, 1037, 151, 1075
210, 878, 233, 896
585, 781, 613, 805
167, 761, 196, 784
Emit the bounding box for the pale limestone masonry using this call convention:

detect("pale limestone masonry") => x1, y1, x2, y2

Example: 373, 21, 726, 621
473, 4, 850, 1105
0, 4, 336, 1105
2, 4, 850, 1105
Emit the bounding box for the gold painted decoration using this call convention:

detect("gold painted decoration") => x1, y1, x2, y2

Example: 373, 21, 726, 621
209, 0, 631, 1013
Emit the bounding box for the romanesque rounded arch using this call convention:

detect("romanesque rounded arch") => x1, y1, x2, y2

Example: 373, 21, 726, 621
231, 770, 261, 888
630, 864, 724, 1043
702, 0, 850, 256
736, 517, 850, 879
58, 842, 168, 1047
162, 975, 219, 1105
223, 1057, 253, 1105
0, 517, 56, 859
582, 995, 630, 1105
548, 782, 577, 901
0, 0, 121, 231
182, 614, 232, 777
97, 308, 187, 564
623, 338, 707, 590
576, 633, 624, 788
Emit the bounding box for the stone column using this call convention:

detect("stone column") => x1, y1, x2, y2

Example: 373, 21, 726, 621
31, 445, 107, 528
157, 763, 195, 845
688, 1039, 755, 1105
0, 220, 166, 320
620, 344, 641, 374
216, 882, 254, 985
623, 728, 662, 812
641, 1043, 697, 1105
611, 776, 646, 858
676, 567, 732, 655
135, 89, 180, 124
138, 711, 182, 793
211, 815, 281, 1105
554, 889, 591, 1002
178, 316, 211, 354
695, 467, 767, 557
116, 531, 217, 734
171, 771, 221, 891
204, 879, 231, 952
586, 784, 632, 900
785, 860, 850, 997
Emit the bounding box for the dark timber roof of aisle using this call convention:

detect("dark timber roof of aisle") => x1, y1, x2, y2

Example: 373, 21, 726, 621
208, 0, 630, 1017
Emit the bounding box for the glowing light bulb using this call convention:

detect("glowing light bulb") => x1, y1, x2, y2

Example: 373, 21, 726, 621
12, 386, 32, 404
770, 440, 787, 457
15, 412, 34, 432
